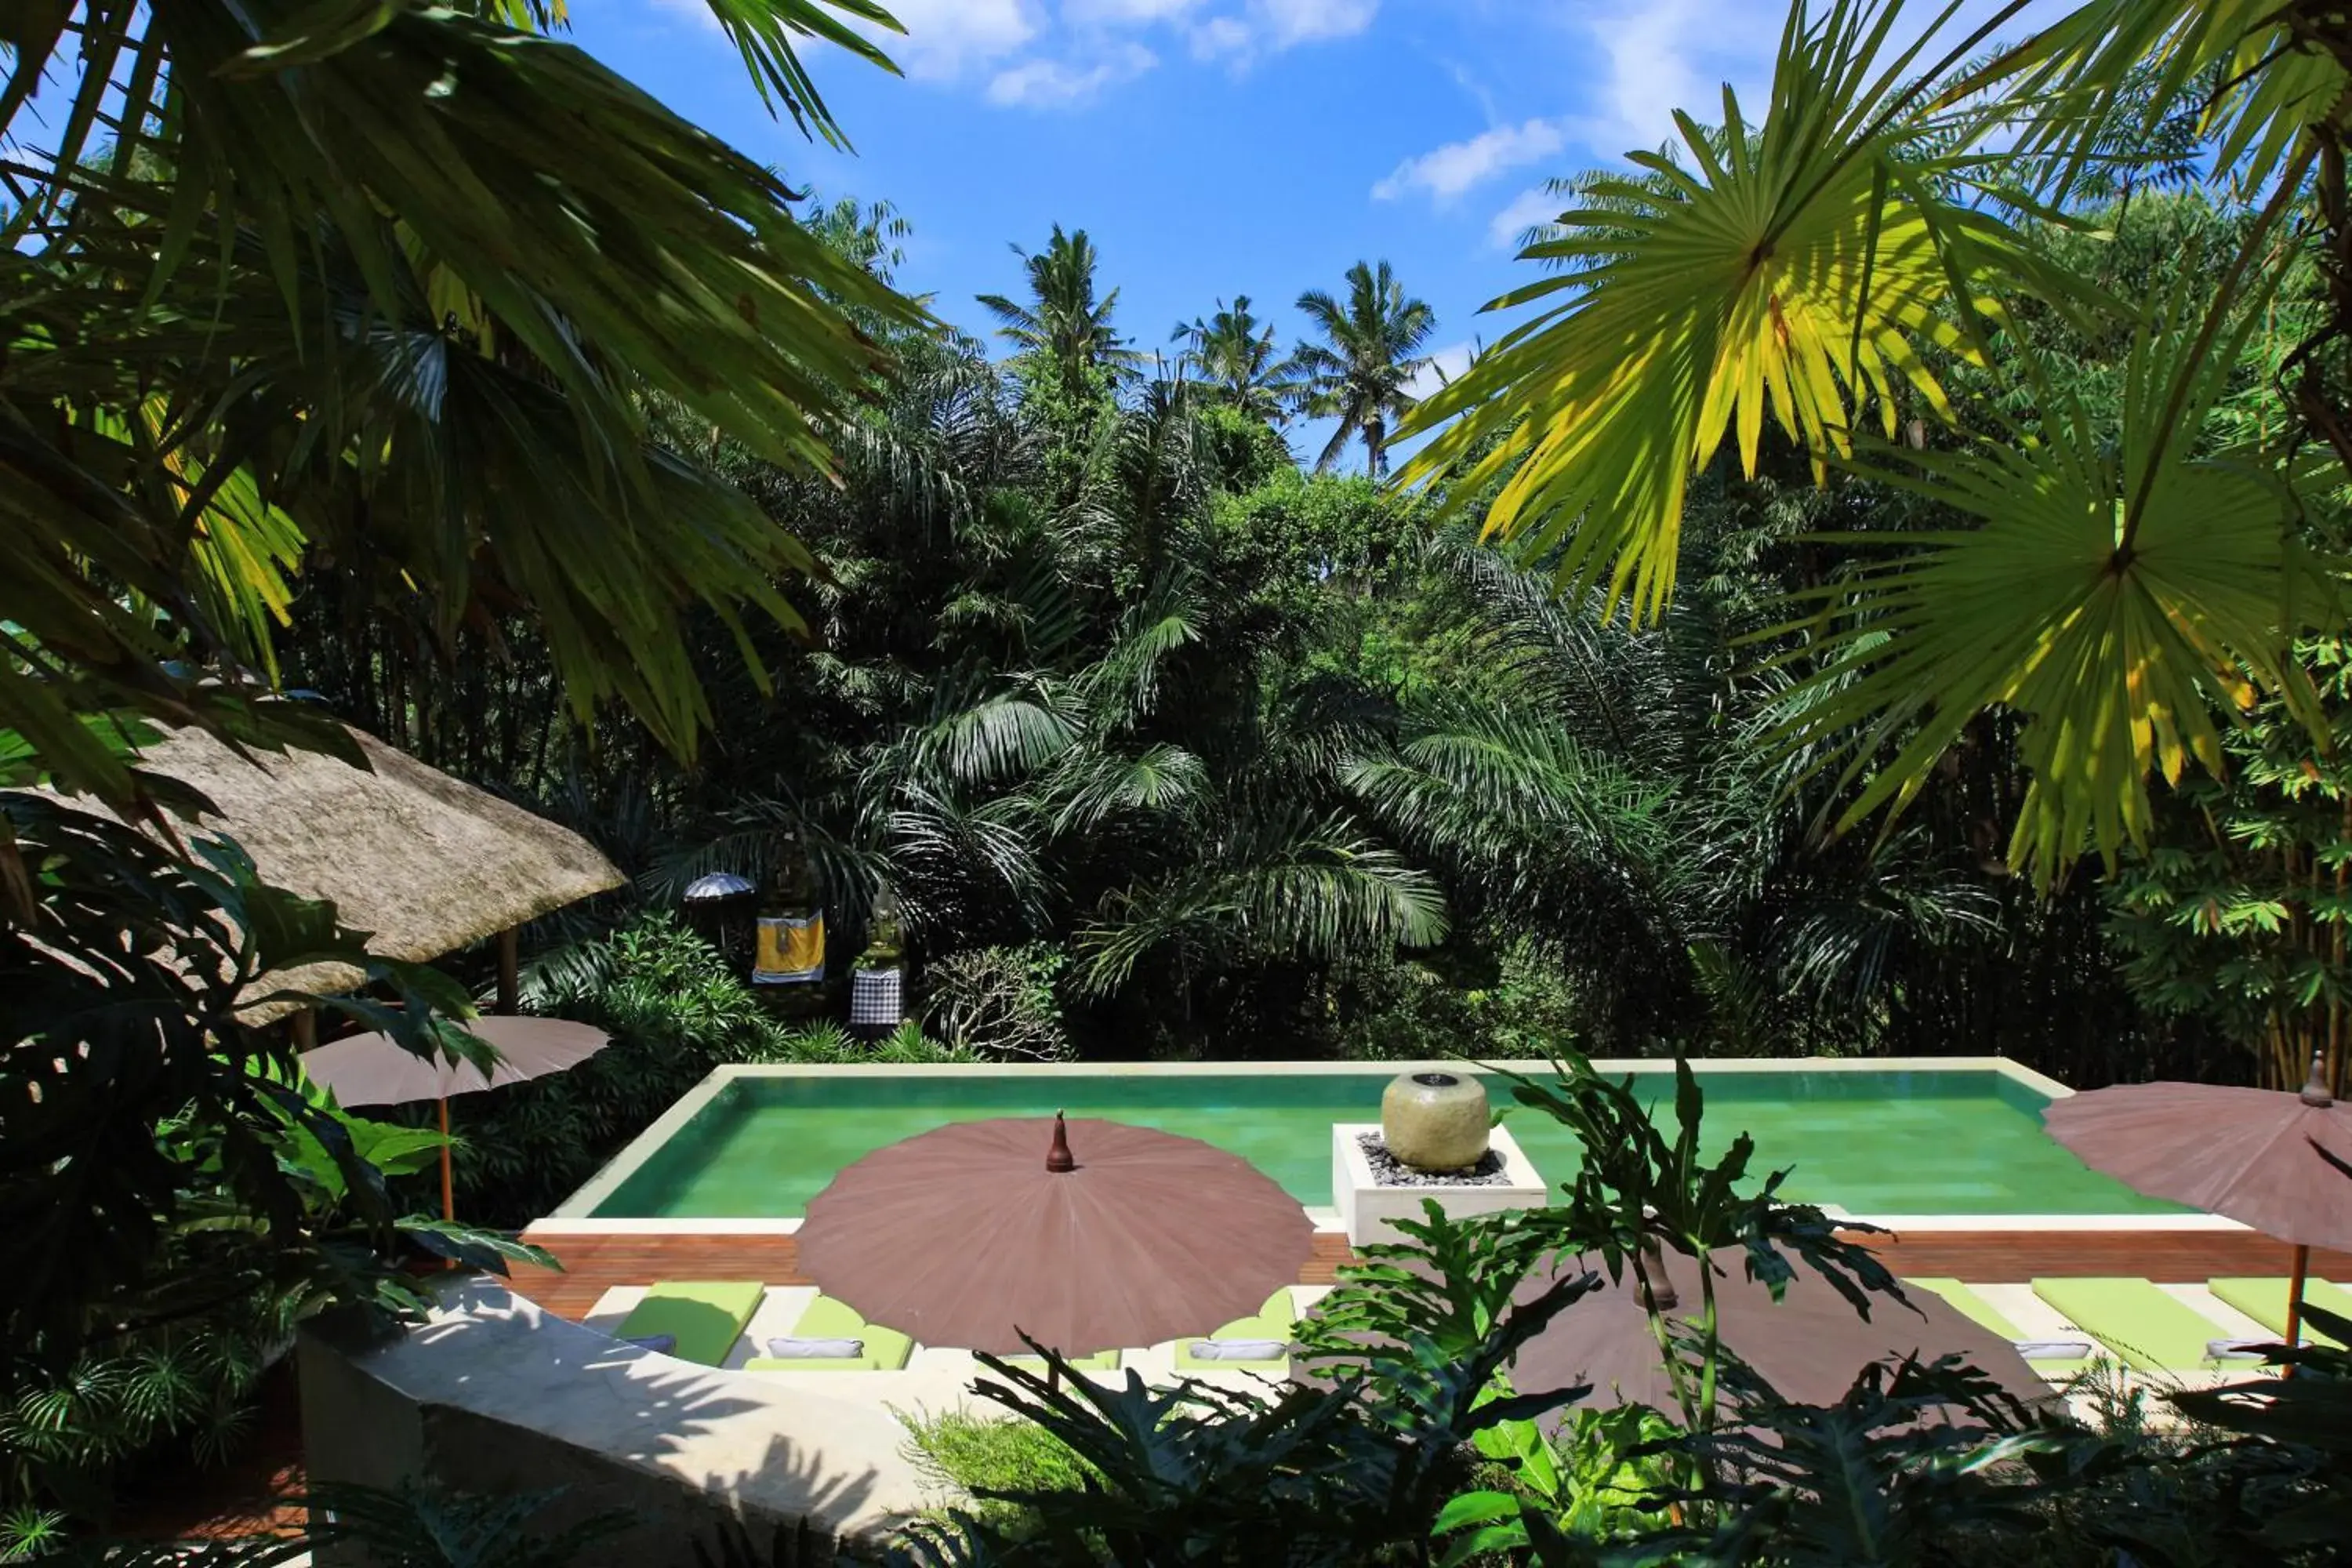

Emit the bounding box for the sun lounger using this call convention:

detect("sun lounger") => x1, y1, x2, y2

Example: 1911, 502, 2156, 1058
2206, 1277, 2352, 1349
742, 1294, 913, 1372
613, 1281, 766, 1367
2031, 1278, 2244, 1376
1904, 1277, 2094, 1380
1170, 1287, 1296, 1374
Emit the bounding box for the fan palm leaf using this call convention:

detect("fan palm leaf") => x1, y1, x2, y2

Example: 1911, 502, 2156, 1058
1399, 0, 2035, 625
1765, 274, 2340, 880
1991, 0, 2347, 198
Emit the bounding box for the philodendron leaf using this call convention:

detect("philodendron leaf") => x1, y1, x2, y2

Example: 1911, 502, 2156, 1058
398, 1219, 558, 1277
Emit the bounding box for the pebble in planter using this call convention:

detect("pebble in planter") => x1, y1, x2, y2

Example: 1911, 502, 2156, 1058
1378, 1070, 1491, 1173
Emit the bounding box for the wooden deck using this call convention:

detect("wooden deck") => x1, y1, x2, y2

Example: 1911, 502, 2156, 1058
507, 1223, 2350, 1325
511, 1228, 1360, 1323
1845, 1229, 2352, 1283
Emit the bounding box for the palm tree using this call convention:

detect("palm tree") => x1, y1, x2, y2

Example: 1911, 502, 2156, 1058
1396, 0, 2350, 884
978, 225, 1142, 394
1170, 295, 1300, 421
0, 0, 921, 821
1289, 261, 1436, 477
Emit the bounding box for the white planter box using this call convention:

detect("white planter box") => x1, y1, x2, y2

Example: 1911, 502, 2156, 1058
1330, 1123, 1548, 1249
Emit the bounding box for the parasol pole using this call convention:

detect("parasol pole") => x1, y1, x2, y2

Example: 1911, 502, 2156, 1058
1042, 1114, 1073, 1389
2285, 1243, 2311, 1356
2284, 1052, 2336, 1364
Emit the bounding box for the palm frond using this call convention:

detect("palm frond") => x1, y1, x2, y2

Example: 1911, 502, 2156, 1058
1762, 267, 2339, 878
1399, 0, 2031, 622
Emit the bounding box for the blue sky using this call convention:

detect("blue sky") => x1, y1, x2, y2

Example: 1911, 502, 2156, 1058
567, 0, 1783, 403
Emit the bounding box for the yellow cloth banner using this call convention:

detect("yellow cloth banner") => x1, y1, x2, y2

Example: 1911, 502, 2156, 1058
753, 912, 825, 984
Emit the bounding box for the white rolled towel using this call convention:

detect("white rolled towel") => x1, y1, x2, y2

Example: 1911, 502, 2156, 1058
767, 1336, 865, 1359
1189, 1338, 1287, 1361
2011, 1339, 2092, 1360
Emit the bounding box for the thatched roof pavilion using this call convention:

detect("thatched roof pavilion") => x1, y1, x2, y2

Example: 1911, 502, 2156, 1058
96, 725, 624, 1014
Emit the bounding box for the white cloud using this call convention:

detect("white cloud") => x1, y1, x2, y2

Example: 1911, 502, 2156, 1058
880, 0, 1039, 79
986, 42, 1157, 107
1488, 185, 1563, 249
1254, 0, 1377, 46
1065, 0, 1203, 20
1372, 118, 1564, 204
1561, 0, 1777, 155
1406, 341, 1476, 401
1189, 0, 1375, 64
1189, 14, 1253, 56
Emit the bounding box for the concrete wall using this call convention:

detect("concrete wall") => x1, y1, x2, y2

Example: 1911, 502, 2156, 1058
299, 1286, 927, 1566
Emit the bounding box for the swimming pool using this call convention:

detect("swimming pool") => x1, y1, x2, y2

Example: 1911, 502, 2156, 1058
557, 1060, 2185, 1221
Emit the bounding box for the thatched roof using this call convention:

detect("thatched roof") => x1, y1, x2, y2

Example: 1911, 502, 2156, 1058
86, 725, 623, 1013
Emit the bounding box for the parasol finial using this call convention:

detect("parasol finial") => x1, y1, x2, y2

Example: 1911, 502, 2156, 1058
2301, 1051, 2335, 1109
1046, 1111, 1076, 1173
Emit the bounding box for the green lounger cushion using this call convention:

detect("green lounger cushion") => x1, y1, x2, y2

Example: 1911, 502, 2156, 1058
1903, 1278, 2018, 1337
1172, 1287, 1297, 1373
1905, 1278, 2092, 1378
615, 1281, 766, 1367
743, 1295, 913, 1372
2032, 1278, 2239, 1375
2207, 1277, 2352, 1348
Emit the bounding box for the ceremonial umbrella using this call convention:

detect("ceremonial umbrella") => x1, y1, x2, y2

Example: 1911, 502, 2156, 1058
2043, 1054, 2352, 1348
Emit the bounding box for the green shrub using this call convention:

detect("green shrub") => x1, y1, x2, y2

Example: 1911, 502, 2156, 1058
1330, 938, 1587, 1062
896, 1406, 1094, 1537
0, 1290, 292, 1544
410, 917, 967, 1227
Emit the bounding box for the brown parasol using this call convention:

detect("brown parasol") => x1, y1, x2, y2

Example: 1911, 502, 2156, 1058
300, 1016, 613, 1221
1301, 1247, 2049, 1423
1506, 1253, 2052, 1417
794, 1113, 1315, 1360
2042, 1054, 2352, 1348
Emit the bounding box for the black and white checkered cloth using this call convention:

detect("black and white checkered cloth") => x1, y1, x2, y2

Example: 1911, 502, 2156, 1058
848, 966, 903, 1027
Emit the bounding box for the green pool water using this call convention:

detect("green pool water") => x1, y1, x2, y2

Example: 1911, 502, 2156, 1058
583, 1067, 2185, 1219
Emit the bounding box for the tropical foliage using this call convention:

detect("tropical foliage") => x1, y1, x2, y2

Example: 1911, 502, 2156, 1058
18, 0, 2352, 1552
0, 0, 921, 824
0, 0, 920, 1537
1406, 0, 2352, 883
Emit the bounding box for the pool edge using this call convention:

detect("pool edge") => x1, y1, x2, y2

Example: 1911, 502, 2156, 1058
550, 1054, 2074, 1225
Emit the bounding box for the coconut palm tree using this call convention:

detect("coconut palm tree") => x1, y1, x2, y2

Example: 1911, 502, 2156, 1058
1290, 261, 1437, 477
1170, 295, 1300, 421
978, 224, 1143, 395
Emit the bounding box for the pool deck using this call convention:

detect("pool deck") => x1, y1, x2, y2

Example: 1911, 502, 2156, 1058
507, 1218, 2352, 1326
514, 1057, 2351, 1319
506, 1225, 1363, 1322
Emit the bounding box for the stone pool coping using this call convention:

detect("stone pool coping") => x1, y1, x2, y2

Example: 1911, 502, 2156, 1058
550, 1054, 2079, 1222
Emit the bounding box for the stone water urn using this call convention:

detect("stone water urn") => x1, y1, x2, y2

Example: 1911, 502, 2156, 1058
1379, 1071, 1490, 1172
